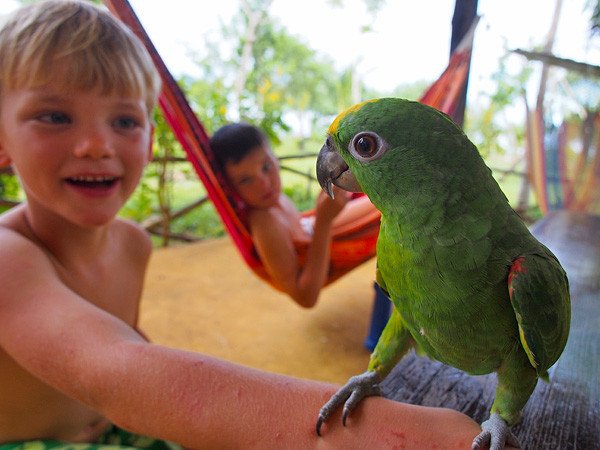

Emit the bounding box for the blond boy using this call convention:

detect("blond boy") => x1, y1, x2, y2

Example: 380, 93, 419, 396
0, 1, 485, 448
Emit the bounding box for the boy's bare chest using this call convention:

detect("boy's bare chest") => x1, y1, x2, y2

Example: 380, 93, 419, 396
55, 255, 142, 326
277, 200, 310, 241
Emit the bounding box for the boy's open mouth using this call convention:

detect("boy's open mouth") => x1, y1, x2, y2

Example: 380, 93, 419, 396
66, 176, 118, 188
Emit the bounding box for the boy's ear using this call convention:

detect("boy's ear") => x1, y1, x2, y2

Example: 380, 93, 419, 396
0, 144, 12, 168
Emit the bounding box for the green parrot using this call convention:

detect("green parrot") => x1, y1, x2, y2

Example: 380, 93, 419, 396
315, 98, 571, 450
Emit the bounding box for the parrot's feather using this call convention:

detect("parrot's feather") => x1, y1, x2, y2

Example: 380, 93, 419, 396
508, 253, 570, 377
433, 235, 493, 271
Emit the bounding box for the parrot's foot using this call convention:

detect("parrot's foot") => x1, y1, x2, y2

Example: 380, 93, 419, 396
316, 371, 382, 436
471, 413, 521, 450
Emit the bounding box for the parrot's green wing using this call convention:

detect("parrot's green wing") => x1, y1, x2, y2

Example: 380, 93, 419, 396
508, 250, 571, 379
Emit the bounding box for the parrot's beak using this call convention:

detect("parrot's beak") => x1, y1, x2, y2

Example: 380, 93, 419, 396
316, 140, 362, 198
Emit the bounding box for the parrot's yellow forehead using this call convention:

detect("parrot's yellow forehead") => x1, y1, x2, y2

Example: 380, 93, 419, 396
328, 99, 380, 135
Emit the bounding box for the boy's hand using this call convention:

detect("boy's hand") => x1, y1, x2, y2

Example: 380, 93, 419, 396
315, 185, 350, 223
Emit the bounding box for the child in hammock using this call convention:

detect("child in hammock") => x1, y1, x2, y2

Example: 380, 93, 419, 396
0, 1, 485, 448
210, 123, 361, 308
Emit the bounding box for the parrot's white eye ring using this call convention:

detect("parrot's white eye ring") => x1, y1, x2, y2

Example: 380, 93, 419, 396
349, 131, 388, 163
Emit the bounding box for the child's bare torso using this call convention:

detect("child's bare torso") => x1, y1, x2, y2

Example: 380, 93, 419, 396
247, 194, 311, 242
0, 206, 149, 443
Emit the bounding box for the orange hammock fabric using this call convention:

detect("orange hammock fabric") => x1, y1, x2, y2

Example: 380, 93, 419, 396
526, 106, 600, 216
104, 0, 475, 288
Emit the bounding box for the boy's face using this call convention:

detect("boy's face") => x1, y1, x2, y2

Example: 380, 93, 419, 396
225, 144, 282, 209
0, 78, 153, 227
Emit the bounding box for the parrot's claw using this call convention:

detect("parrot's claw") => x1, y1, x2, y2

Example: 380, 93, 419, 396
471, 413, 521, 450
316, 371, 382, 436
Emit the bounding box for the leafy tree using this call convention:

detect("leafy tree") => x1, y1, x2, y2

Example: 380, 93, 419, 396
184, 0, 363, 143
466, 54, 533, 159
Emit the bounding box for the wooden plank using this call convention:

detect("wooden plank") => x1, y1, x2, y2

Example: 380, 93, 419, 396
381, 211, 600, 449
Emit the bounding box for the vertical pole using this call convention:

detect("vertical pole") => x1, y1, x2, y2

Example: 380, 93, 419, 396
450, 0, 479, 128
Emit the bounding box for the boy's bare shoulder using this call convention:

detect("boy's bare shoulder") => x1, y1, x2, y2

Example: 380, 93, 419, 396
248, 195, 298, 226
0, 206, 42, 254
0, 212, 151, 330
0, 207, 150, 250
247, 206, 290, 237
247, 205, 277, 224
0, 208, 152, 276
113, 218, 153, 256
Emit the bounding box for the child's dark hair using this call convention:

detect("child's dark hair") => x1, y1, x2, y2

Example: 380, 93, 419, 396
210, 123, 269, 169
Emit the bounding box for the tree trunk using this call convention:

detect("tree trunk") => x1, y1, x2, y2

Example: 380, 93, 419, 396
231, 0, 272, 120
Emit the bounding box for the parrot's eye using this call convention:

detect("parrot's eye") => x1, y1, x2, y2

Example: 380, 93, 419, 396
349, 132, 387, 162
356, 135, 376, 155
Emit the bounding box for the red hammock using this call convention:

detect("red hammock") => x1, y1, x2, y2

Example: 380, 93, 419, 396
104, 0, 475, 288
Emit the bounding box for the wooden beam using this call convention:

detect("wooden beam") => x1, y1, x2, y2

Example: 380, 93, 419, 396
512, 48, 600, 78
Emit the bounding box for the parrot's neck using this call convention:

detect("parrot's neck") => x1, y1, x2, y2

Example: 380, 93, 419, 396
379, 207, 444, 250
370, 182, 449, 245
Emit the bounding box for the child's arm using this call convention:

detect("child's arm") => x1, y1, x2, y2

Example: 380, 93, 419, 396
0, 230, 483, 448
297, 188, 350, 303
251, 189, 349, 308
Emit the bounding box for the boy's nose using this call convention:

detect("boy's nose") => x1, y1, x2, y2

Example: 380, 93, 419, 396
257, 174, 271, 190
73, 130, 116, 159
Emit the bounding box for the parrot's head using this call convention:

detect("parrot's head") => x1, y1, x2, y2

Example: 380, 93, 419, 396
316, 97, 483, 213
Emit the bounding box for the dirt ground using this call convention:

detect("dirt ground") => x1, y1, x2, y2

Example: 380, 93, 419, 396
139, 237, 378, 384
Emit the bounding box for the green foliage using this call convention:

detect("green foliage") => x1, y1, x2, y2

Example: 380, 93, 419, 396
180, 77, 229, 135
283, 184, 317, 212
489, 54, 534, 107
465, 54, 533, 159
564, 72, 600, 111
184, 0, 362, 142
0, 172, 21, 201
170, 201, 225, 239
388, 80, 432, 102
120, 174, 155, 221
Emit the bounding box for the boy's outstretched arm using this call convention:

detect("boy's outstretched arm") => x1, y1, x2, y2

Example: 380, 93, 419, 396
0, 230, 482, 449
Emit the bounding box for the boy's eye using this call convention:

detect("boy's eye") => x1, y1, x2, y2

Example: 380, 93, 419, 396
262, 161, 273, 172
113, 116, 139, 129
238, 177, 253, 186
38, 112, 70, 124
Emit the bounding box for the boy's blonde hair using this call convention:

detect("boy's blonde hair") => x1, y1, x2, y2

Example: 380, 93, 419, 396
0, 0, 161, 114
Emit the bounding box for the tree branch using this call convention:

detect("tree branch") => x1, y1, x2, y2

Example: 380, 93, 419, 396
512, 48, 600, 79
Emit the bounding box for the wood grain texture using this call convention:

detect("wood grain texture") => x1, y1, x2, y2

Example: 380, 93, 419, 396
381, 211, 600, 449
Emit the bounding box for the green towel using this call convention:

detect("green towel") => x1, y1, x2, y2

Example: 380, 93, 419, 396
0, 425, 182, 450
